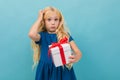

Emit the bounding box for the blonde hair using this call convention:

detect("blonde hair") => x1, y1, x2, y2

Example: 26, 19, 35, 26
31, 6, 72, 69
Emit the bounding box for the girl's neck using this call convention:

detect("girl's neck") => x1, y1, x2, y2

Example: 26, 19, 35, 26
47, 31, 56, 34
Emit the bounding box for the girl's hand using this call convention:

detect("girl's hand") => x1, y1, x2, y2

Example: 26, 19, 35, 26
69, 53, 81, 63
38, 10, 45, 21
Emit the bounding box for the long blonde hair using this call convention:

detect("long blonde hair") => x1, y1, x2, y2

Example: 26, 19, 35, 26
31, 6, 71, 69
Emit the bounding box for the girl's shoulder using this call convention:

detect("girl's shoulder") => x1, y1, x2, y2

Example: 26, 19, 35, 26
38, 31, 45, 36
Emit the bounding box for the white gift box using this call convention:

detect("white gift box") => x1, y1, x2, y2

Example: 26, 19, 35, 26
49, 43, 72, 67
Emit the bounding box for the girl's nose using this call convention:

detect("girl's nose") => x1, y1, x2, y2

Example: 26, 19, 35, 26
51, 20, 55, 25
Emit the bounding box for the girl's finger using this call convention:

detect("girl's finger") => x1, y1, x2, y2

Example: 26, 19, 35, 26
69, 55, 75, 59
69, 58, 76, 63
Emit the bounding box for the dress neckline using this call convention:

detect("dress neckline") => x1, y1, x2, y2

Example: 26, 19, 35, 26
46, 32, 56, 35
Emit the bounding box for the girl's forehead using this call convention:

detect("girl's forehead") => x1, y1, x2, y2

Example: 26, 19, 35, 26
44, 11, 60, 19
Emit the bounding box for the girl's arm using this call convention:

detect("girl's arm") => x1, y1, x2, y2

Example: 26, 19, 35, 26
28, 19, 41, 41
28, 10, 44, 41
69, 41, 82, 63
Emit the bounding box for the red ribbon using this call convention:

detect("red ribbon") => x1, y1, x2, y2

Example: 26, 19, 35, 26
48, 37, 68, 65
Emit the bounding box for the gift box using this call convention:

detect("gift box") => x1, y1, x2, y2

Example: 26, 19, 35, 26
48, 37, 72, 67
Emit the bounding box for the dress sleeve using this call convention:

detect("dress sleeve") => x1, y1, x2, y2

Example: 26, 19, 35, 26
35, 32, 42, 45
68, 33, 74, 42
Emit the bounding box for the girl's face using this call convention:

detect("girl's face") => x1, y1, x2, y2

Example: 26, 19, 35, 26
44, 11, 60, 33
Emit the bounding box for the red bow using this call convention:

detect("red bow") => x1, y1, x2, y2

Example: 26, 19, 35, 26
49, 37, 68, 48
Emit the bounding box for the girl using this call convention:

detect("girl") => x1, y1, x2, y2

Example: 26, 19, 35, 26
28, 6, 82, 80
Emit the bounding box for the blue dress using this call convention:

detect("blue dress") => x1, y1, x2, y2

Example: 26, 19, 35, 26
35, 32, 76, 80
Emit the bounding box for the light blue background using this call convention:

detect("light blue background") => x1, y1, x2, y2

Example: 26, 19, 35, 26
0, 0, 120, 80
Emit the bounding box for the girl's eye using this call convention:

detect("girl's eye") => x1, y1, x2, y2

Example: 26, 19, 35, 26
55, 18, 59, 21
47, 18, 51, 21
